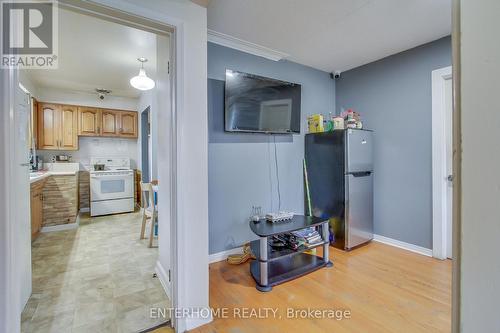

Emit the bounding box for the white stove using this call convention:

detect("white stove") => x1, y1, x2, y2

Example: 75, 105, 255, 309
90, 157, 135, 216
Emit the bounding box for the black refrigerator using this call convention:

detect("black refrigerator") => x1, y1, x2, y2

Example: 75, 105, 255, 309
305, 129, 374, 250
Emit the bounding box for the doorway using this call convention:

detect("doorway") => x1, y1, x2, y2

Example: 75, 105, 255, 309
17, 5, 173, 333
141, 107, 152, 183
2, 1, 210, 332
432, 66, 453, 260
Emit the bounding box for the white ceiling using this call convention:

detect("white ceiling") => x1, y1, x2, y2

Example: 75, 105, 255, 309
207, 0, 451, 72
27, 8, 158, 99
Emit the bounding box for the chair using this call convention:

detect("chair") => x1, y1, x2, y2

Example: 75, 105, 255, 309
140, 182, 157, 248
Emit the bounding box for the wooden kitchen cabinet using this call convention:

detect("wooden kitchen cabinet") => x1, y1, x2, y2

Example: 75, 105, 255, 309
101, 109, 120, 137
36, 102, 138, 147
78, 107, 101, 136
118, 111, 138, 138
37, 103, 78, 150
37, 103, 59, 150
30, 180, 45, 241
60, 105, 78, 150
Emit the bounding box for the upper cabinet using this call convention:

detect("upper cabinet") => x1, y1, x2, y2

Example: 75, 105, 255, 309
78, 107, 101, 136
101, 110, 120, 137
37, 102, 138, 150
60, 105, 78, 150
100, 109, 138, 138
118, 112, 138, 138
38, 103, 59, 150
38, 103, 78, 150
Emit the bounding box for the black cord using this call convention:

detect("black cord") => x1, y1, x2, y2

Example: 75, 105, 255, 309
273, 135, 281, 211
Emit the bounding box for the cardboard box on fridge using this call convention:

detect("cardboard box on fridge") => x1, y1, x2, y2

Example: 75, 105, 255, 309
307, 114, 324, 133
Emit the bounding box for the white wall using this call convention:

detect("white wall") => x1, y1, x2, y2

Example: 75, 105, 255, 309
18, 71, 39, 97
34, 88, 140, 169
136, 35, 170, 182
459, 0, 500, 331
137, 89, 157, 179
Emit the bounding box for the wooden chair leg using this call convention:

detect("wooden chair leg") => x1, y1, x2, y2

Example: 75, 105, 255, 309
140, 212, 147, 239
148, 216, 156, 248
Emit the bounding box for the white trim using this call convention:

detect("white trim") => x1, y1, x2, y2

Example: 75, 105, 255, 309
432, 66, 453, 260
208, 29, 289, 61
185, 316, 213, 331
79, 208, 90, 213
155, 261, 171, 300
209, 246, 243, 264
373, 234, 433, 257
41, 214, 80, 233
41, 223, 79, 233
1, 59, 20, 333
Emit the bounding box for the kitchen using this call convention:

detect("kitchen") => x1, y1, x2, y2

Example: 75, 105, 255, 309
18, 6, 171, 332
29, 104, 139, 237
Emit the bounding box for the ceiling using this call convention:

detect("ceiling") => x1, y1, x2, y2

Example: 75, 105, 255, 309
207, 0, 451, 72
190, 0, 210, 7
27, 8, 158, 99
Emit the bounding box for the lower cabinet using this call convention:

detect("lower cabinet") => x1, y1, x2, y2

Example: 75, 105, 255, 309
30, 180, 46, 241
30, 175, 78, 241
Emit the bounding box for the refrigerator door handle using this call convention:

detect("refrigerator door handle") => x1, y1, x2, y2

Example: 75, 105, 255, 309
350, 171, 372, 177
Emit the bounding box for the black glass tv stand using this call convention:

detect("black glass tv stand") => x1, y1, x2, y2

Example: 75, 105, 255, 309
249, 215, 333, 292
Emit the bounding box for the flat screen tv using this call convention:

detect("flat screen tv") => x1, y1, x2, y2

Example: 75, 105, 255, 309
224, 69, 301, 134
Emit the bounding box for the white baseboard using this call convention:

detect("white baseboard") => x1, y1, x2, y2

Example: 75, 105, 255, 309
155, 261, 171, 300
373, 234, 433, 257
209, 246, 244, 264
41, 214, 80, 233
41, 222, 78, 233
79, 207, 90, 213
185, 316, 213, 331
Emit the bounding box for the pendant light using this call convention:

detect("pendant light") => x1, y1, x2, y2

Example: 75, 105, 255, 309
130, 57, 155, 91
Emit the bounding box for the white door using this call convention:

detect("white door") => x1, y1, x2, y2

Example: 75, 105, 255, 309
156, 34, 172, 296
432, 66, 453, 260
15, 85, 32, 311
444, 78, 453, 259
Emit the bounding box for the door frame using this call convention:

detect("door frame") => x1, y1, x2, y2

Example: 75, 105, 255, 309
431, 65, 453, 260
0, 64, 22, 333
1, 2, 210, 332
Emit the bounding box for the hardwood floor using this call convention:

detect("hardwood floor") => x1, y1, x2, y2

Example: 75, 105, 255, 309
189, 242, 451, 333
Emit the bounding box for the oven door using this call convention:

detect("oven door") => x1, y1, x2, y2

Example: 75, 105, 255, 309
90, 172, 134, 202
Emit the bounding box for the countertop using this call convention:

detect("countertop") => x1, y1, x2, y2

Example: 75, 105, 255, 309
30, 162, 81, 183
30, 170, 78, 183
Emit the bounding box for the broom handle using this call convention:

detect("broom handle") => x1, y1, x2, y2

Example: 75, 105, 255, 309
303, 159, 312, 216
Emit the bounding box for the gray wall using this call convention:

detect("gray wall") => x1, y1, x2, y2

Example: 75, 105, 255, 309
208, 42, 335, 254
336, 36, 451, 249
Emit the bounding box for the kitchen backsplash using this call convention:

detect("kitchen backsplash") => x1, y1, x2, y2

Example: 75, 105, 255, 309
36, 137, 138, 170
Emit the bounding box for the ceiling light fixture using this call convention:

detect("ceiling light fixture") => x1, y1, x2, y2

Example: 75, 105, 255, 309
130, 57, 155, 91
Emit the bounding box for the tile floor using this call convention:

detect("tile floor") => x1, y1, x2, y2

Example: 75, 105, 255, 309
21, 211, 171, 333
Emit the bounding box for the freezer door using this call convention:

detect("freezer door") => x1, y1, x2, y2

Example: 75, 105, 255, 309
345, 172, 373, 249
346, 129, 373, 173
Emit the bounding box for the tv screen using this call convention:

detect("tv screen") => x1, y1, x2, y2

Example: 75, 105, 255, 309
224, 69, 301, 134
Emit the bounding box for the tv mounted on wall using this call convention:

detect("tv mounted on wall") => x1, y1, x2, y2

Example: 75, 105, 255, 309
224, 69, 301, 134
